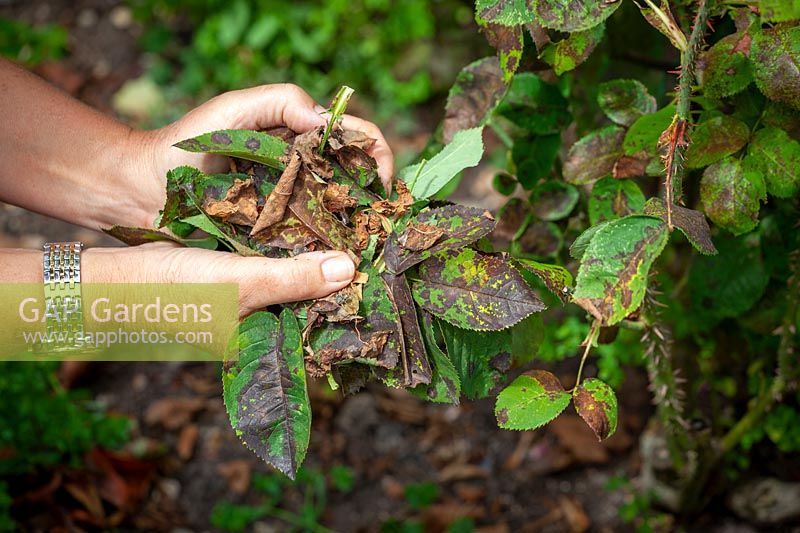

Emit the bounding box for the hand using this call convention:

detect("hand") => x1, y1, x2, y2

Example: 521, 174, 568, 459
85, 244, 356, 318
141, 83, 395, 221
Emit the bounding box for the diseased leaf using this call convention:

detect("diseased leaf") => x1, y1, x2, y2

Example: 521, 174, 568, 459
529, 180, 580, 221
175, 129, 289, 169
476, 18, 524, 82
475, 0, 536, 26
383, 273, 432, 387
643, 198, 717, 255
700, 32, 753, 98
439, 319, 517, 399
597, 79, 657, 127
574, 378, 618, 440
763, 101, 800, 140
204, 178, 259, 226
104, 225, 218, 250
515, 258, 573, 304
307, 264, 402, 377
588, 177, 646, 225
444, 57, 508, 143
288, 172, 356, 251
251, 152, 301, 235
573, 215, 669, 325
540, 23, 605, 75
623, 104, 676, 156
569, 220, 613, 260
384, 205, 496, 274
410, 312, 460, 404
689, 233, 769, 320
685, 116, 750, 169
535, 0, 622, 32
635, 0, 687, 51
400, 128, 485, 199
700, 157, 765, 236
223, 309, 311, 479
412, 248, 546, 331
513, 134, 561, 189
495, 74, 571, 135
750, 25, 800, 110
743, 126, 800, 198
495, 370, 570, 430
563, 125, 626, 184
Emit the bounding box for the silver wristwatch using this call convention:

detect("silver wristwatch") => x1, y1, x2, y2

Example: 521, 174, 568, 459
40, 242, 84, 351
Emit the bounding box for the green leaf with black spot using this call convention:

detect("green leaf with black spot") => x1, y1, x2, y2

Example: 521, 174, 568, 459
563, 125, 625, 184
529, 181, 579, 221
597, 79, 657, 127
175, 129, 288, 169
476, 18, 524, 83
643, 198, 717, 255
750, 24, 800, 111
588, 177, 646, 225
412, 248, 546, 331
534, 0, 622, 32
514, 258, 573, 304
573, 215, 669, 326
495, 74, 571, 136
622, 104, 676, 156
495, 370, 570, 430
400, 127, 485, 200
540, 23, 605, 75
700, 33, 753, 98
700, 157, 765, 236
743, 126, 800, 198
685, 115, 750, 169
384, 205, 497, 274
573, 378, 618, 440
222, 309, 311, 479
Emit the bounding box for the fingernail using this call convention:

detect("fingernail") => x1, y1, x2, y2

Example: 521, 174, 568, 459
321, 255, 354, 283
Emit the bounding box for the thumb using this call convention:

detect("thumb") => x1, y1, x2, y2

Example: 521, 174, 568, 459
235, 250, 356, 313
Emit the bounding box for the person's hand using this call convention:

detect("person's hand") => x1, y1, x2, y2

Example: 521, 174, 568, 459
85, 244, 356, 318
140, 83, 394, 220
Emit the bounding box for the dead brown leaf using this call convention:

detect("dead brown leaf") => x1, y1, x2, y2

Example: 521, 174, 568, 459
176, 424, 199, 461
370, 180, 413, 218
251, 152, 301, 235
398, 222, 445, 251
204, 178, 258, 226
294, 126, 333, 178
323, 183, 358, 212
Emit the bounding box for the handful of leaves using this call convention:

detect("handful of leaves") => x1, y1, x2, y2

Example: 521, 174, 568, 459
107, 88, 561, 478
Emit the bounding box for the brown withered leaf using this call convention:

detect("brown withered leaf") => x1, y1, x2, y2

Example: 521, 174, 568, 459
323, 183, 358, 212
309, 285, 361, 323
205, 178, 258, 226
251, 152, 301, 235
371, 180, 413, 218
329, 129, 376, 151
382, 273, 432, 387
398, 222, 446, 252
353, 210, 388, 250
294, 126, 333, 178
288, 172, 356, 251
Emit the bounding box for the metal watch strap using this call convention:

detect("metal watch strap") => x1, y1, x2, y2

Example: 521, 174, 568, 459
41, 242, 84, 351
